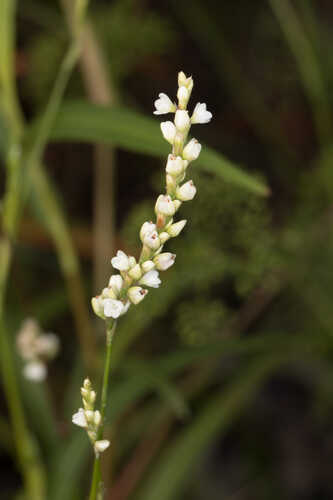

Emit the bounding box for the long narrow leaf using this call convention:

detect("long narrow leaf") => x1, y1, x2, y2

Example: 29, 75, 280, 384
48, 100, 269, 196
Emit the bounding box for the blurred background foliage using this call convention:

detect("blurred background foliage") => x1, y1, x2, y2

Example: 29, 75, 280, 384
2, 0, 333, 499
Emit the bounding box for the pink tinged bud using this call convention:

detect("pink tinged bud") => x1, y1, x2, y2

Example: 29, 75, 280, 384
167, 219, 187, 237
183, 138, 201, 161
191, 102, 212, 124
72, 408, 87, 428
94, 440, 110, 455
111, 250, 130, 271
154, 253, 176, 271
161, 121, 176, 144
166, 154, 187, 176
176, 180, 197, 201
103, 299, 125, 319
153, 93, 176, 115
143, 229, 161, 250
159, 232, 170, 244
128, 286, 148, 305
140, 221, 156, 242
141, 260, 155, 273
108, 274, 123, 296
155, 194, 176, 216
139, 270, 161, 288
174, 109, 190, 131
128, 264, 142, 280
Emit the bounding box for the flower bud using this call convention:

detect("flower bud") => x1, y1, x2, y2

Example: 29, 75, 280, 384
183, 138, 201, 161
128, 256, 137, 268
166, 154, 186, 176
175, 110, 190, 132
161, 121, 176, 144
176, 180, 197, 201
94, 440, 110, 455
91, 296, 105, 319
85, 410, 94, 424
159, 232, 171, 244
128, 286, 148, 305
154, 93, 176, 115
178, 71, 193, 94
173, 199, 182, 211
108, 274, 123, 296
94, 410, 102, 427
154, 253, 176, 271
155, 194, 176, 216
141, 260, 155, 273
177, 86, 190, 109
139, 270, 161, 288
128, 263, 142, 280
167, 219, 187, 237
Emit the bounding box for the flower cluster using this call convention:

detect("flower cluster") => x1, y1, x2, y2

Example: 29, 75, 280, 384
91, 71, 212, 320
16, 318, 59, 382
72, 378, 110, 456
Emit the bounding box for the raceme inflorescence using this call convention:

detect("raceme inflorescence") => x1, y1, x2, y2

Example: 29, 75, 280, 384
73, 72, 212, 464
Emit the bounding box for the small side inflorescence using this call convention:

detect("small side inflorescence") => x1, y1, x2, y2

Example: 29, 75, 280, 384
72, 378, 110, 456
91, 71, 212, 320
16, 318, 60, 382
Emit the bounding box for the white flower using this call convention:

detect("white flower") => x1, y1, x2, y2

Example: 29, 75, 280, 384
167, 220, 187, 237
161, 121, 176, 144
159, 231, 170, 244
72, 408, 88, 428
166, 154, 187, 176
177, 86, 189, 108
191, 102, 212, 124
111, 250, 130, 271
143, 230, 161, 250
154, 93, 176, 115
141, 260, 155, 273
94, 440, 110, 455
128, 286, 148, 305
140, 221, 156, 242
36, 333, 59, 359
155, 194, 176, 216
183, 138, 201, 161
139, 270, 161, 288
23, 361, 47, 382
154, 253, 176, 271
103, 299, 125, 319
175, 109, 190, 131
108, 274, 123, 296
176, 180, 197, 201
178, 71, 193, 93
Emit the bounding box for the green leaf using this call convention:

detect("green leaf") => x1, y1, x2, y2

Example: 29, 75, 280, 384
47, 100, 270, 196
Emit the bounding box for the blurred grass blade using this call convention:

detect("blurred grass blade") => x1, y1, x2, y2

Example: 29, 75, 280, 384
136, 355, 287, 500
48, 100, 270, 196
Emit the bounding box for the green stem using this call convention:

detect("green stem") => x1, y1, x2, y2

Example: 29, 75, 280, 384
89, 320, 117, 500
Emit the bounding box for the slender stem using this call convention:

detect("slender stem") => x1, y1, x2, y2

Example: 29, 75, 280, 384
89, 320, 117, 500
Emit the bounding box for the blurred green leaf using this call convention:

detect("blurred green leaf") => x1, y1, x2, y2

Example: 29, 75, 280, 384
135, 355, 289, 500
47, 100, 270, 196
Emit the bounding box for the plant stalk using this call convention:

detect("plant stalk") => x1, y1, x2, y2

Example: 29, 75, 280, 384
89, 320, 117, 500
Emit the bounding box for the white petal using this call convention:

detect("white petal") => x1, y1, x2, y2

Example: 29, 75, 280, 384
108, 274, 123, 295
161, 121, 176, 144
111, 250, 130, 271
94, 440, 110, 454
191, 102, 212, 124
72, 408, 88, 428
174, 110, 190, 131
103, 299, 124, 319
153, 93, 176, 115
139, 270, 161, 288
